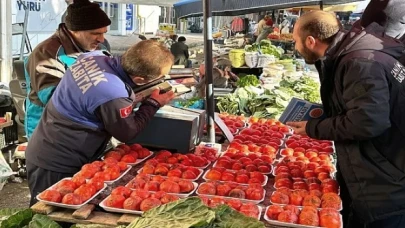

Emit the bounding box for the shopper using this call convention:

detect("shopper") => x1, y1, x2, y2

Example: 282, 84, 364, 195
288, 10, 405, 228
256, 17, 274, 43
360, 0, 405, 41
170, 36, 191, 67
25, 0, 111, 139
255, 15, 272, 43
196, 58, 239, 97
25, 40, 175, 206
164, 34, 178, 49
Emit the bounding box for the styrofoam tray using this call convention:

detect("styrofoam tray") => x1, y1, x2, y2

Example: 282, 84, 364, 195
263, 206, 343, 228
196, 187, 265, 204
137, 168, 204, 182
37, 177, 107, 210
126, 181, 198, 198
202, 170, 269, 187
278, 149, 335, 163
101, 151, 153, 166
268, 191, 343, 211
212, 160, 273, 175
99, 197, 143, 215
105, 165, 132, 185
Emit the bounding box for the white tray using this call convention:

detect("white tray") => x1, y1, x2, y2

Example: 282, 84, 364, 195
126, 181, 198, 198
101, 151, 153, 166
105, 165, 132, 185
278, 149, 335, 163
212, 160, 273, 175
99, 197, 143, 215
263, 206, 343, 228
37, 177, 107, 210
269, 191, 343, 211
196, 187, 265, 204
202, 170, 269, 187
137, 168, 204, 182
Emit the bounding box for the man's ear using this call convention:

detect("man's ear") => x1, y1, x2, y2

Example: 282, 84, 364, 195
132, 76, 147, 85
306, 36, 316, 49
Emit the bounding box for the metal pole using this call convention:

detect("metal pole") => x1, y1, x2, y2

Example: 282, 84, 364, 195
19, 1, 29, 60
203, 0, 215, 143
0, 0, 13, 83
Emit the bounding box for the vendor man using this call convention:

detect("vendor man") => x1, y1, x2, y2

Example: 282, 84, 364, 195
26, 40, 175, 206
25, 0, 111, 139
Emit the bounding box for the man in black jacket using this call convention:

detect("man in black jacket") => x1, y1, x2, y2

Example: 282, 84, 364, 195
288, 10, 405, 228
170, 36, 191, 67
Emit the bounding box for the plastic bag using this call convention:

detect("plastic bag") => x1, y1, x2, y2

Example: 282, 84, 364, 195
229, 49, 246, 68
244, 52, 259, 68
257, 54, 276, 68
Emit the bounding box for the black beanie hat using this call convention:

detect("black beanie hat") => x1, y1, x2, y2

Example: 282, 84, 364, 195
65, 0, 111, 31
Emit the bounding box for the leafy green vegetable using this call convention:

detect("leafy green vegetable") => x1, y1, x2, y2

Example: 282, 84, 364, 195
208, 205, 265, 228
0, 209, 33, 228
28, 214, 61, 228
236, 75, 260, 88
244, 43, 259, 52
127, 197, 216, 228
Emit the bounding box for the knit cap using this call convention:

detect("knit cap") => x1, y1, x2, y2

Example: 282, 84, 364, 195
65, 0, 111, 31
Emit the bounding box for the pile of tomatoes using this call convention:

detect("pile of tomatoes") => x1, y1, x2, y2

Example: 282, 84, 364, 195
126, 173, 196, 194
141, 160, 202, 180
215, 153, 273, 173
200, 196, 261, 219
103, 186, 180, 211
205, 167, 266, 185
104, 143, 152, 164
198, 181, 265, 201
39, 178, 104, 205
286, 135, 334, 154
149, 150, 210, 168
266, 205, 341, 227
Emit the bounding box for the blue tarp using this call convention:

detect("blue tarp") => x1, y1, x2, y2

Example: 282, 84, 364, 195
174, 0, 362, 18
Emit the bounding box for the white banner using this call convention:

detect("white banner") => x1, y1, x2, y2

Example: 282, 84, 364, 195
14, 0, 67, 33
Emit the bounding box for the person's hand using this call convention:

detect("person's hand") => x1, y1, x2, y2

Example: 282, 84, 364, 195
150, 88, 175, 106
286, 121, 308, 136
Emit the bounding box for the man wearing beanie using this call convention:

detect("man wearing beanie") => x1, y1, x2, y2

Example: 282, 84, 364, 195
24, 0, 111, 139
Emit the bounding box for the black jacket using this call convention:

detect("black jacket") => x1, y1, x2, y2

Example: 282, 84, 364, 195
170, 41, 189, 66
306, 23, 405, 222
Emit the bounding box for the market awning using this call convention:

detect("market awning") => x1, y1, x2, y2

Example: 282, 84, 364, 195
107, 0, 178, 7
174, 0, 363, 18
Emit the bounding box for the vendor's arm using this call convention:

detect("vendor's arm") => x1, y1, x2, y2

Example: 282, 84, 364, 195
28, 47, 66, 105
96, 89, 175, 143
305, 60, 391, 141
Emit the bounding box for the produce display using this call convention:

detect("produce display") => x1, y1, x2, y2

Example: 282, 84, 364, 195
104, 143, 152, 164
126, 173, 197, 195
216, 152, 273, 173
265, 205, 342, 228
140, 162, 203, 180
101, 186, 180, 212
38, 178, 106, 206
236, 75, 260, 87
74, 158, 131, 184
203, 168, 267, 186
127, 197, 265, 228
216, 75, 321, 119
147, 150, 210, 168
197, 181, 265, 202
205, 113, 247, 135
199, 196, 262, 219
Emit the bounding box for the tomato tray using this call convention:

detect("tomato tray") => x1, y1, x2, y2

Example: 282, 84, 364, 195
212, 160, 273, 175
37, 178, 107, 210
125, 181, 199, 198
202, 170, 269, 187
104, 165, 132, 185
99, 197, 144, 215
101, 151, 154, 166
137, 167, 204, 182
263, 206, 343, 228
196, 186, 266, 205
269, 191, 343, 211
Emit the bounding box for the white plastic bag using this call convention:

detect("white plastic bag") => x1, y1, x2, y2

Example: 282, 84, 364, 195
245, 52, 259, 68
257, 54, 276, 68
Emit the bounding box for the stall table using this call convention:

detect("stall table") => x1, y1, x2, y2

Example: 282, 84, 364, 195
31, 146, 286, 228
